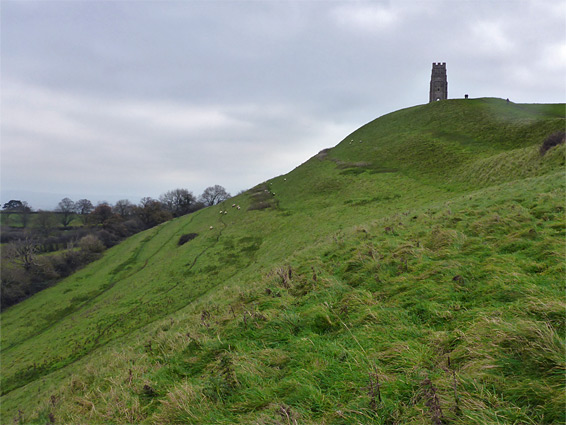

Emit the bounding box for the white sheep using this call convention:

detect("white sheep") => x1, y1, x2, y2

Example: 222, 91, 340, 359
209, 226, 214, 230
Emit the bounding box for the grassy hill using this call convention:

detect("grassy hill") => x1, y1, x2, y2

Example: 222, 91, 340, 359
1, 98, 564, 424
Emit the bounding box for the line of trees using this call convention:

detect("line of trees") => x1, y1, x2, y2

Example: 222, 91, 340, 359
1, 186, 231, 310
2, 185, 231, 229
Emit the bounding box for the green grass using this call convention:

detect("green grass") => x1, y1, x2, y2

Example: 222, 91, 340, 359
1, 98, 564, 424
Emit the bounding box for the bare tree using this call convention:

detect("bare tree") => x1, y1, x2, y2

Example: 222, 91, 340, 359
5, 235, 39, 270
138, 197, 155, 208
56, 198, 75, 227
135, 198, 172, 228
159, 189, 198, 216
91, 203, 114, 225
75, 199, 94, 225
113, 199, 134, 218
199, 185, 231, 207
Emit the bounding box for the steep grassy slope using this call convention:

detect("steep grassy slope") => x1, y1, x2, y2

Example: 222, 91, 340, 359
1, 98, 564, 424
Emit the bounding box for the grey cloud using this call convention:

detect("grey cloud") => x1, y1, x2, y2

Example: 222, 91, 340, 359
1, 0, 564, 209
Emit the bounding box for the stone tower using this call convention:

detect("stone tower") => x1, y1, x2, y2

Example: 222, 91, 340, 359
429, 62, 447, 102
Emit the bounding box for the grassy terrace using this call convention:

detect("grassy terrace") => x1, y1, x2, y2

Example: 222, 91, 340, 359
1, 98, 564, 424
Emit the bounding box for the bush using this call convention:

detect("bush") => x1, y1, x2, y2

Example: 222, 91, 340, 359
51, 250, 88, 277
96, 229, 120, 248
78, 234, 105, 253
123, 217, 145, 234
30, 256, 60, 281
0, 227, 24, 244
540, 131, 565, 155
178, 233, 198, 246
103, 217, 129, 238
1, 265, 31, 309
41, 236, 63, 253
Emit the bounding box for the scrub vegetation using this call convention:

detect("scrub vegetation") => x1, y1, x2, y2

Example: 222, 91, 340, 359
1, 187, 231, 309
1, 98, 564, 424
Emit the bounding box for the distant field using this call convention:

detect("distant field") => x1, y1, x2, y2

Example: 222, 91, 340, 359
0, 212, 82, 228
1, 98, 564, 425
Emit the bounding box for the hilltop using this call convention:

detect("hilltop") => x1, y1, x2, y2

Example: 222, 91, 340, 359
1, 98, 564, 424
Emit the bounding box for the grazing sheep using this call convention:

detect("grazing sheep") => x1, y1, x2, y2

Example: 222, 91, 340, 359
232, 203, 236, 207
237, 206, 241, 210
209, 226, 214, 230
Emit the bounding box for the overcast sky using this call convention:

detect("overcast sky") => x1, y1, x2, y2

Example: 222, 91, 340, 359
1, 0, 564, 209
